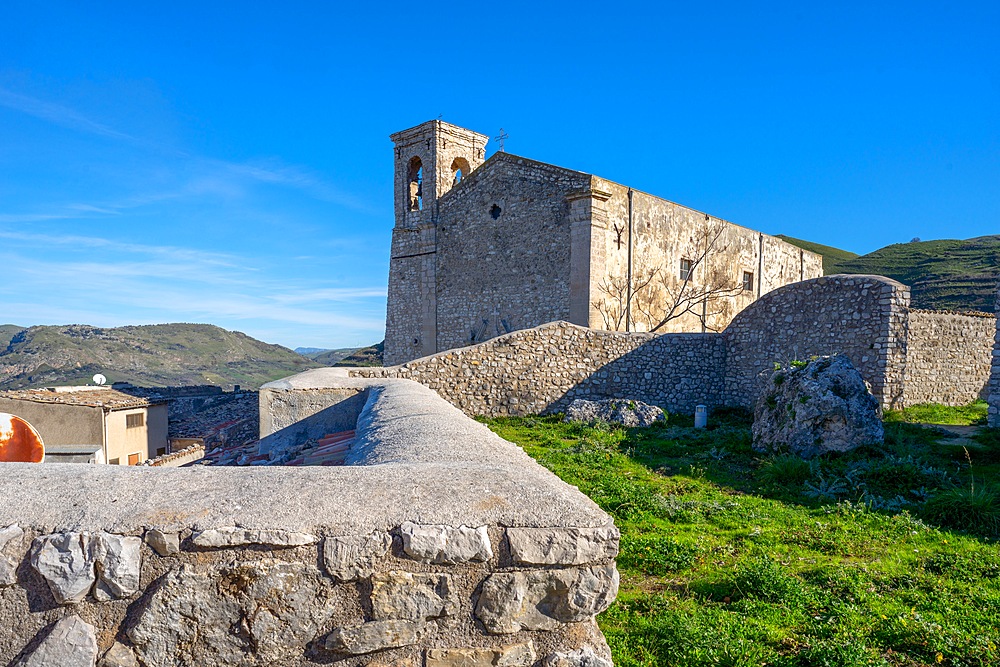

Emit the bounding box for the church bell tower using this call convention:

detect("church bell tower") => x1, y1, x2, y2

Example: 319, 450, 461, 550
384, 121, 489, 365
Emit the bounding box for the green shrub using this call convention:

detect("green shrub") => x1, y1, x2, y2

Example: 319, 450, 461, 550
923, 484, 1000, 536
758, 454, 812, 487
730, 555, 804, 603
618, 534, 700, 575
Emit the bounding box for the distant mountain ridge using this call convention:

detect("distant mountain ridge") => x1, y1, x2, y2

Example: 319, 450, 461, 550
777, 235, 1000, 313
0, 323, 322, 389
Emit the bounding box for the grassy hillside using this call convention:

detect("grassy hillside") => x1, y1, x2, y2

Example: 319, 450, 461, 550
834, 236, 1000, 312
486, 412, 1000, 667
333, 340, 384, 367
777, 235, 1000, 312
0, 323, 322, 389
0, 325, 24, 349
775, 235, 859, 274
307, 347, 363, 365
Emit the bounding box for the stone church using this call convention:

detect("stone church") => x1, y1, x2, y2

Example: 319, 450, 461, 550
385, 120, 823, 365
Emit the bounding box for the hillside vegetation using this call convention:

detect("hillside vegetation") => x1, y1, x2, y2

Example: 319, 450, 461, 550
0, 323, 322, 389
0, 325, 24, 349
332, 340, 384, 367
778, 235, 1000, 312
487, 411, 1000, 667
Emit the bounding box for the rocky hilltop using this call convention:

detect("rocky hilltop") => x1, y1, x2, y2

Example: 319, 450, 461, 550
0, 323, 322, 389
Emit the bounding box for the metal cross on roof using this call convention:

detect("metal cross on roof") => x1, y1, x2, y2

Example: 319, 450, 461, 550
494, 128, 509, 152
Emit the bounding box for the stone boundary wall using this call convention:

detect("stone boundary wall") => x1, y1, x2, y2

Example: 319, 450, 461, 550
904, 309, 997, 406
0, 378, 618, 666
353, 321, 726, 417
724, 275, 910, 410
990, 287, 1000, 427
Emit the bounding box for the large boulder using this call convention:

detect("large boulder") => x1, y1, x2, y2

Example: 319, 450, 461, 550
752, 354, 883, 458
564, 399, 664, 428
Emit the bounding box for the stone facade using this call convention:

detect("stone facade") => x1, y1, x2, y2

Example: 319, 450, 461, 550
0, 379, 618, 665
384, 120, 822, 365
904, 309, 997, 406
990, 286, 1000, 427
362, 275, 994, 419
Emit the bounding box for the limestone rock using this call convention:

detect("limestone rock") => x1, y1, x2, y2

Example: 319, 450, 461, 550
324, 619, 425, 654
426, 642, 535, 667
98, 642, 139, 667
31, 533, 96, 604
399, 522, 492, 564
564, 398, 665, 427
475, 564, 619, 634
322, 531, 391, 581
0, 554, 16, 586
543, 646, 613, 667
16, 615, 98, 667
0, 523, 24, 550
128, 561, 339, 666
753, 354, 884, 458
93, 533, 142, 601
507, 526, 619, 565
371, 571, 456, 621
144, 529, 180, 556
191, 527, 317, 548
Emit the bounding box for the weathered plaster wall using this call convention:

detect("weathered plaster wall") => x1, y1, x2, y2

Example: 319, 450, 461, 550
724, 275, 910, 410
0, 378, 619, 666
434, 155, 589, 354
354, 321, 725, 417
0, 398, 103, 448
904, 309, 997, 406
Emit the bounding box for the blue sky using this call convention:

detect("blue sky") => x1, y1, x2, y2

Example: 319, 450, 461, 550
1, 2, 997, 349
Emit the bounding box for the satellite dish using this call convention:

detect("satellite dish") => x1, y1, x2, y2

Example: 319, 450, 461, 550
93, 374, 107, 386
0, 413, 45, 463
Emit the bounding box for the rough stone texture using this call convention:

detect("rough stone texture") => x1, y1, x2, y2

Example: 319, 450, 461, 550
31, 532, 96, 604
322, 531, 392, 581
753, 355, 884, 458
399, 522, 492, 564
725, 275, 910, 410
990, 286, 1000, 428
128, 561, 341, 666
191, 527, 318, 548
92, 533, 142, 601
0, 523, 22, 587
16, 615, 98, 667
144, 529, 180, 556
357, 321, 726, 417
324, 620, 425, 655
544, 647, 614, 667
385, 120, 822, 365
476, 565, 620, 634
370, 571, 456, 622
564, 398, 665, 427
0, 523, 24, 550
506, 527, 619, 566
98, 642, 139, 667
905, 309, 996, 406
426, 642, 536, 667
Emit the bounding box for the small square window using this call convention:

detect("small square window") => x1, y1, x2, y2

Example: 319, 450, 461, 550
128, 453, 140, 466
742, 271, 754, 292
126, 413, 144, 428
109, 458, 120, 465
156, 447, 166, 456
679, 258, 693, 281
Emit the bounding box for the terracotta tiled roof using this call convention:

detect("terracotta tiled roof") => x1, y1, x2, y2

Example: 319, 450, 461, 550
0, 387, 159, 410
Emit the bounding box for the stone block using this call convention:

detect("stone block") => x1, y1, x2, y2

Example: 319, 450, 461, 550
16, 615, 98, 667
371, 571, 456, 621
426, 642, 535, 667
98, 641, 139, 667
93, 533, 142, 601
322, 531, 391, 581
191, 527, 317, 548
144, 529, 180, 556
543, 647, 613, 667
324, 619, 425, 655
399, 522, 492, 564
31, 532, 97, 604
506, 526, 619, 566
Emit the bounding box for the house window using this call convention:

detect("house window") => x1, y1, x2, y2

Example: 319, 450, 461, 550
679, 258, 693, 281
109, 458, 120, 465
126, 413, 144, 428
156, 447, 167, 456
742, 271, 754, 292
128, 453, 140, 466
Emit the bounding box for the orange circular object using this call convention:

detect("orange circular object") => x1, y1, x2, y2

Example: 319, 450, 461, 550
0, 413, 45, 463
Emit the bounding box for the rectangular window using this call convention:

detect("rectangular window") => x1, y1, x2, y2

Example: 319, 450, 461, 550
126, 413, 144, 428
109, 458, 120, 465
156, 447, 166, 456
679, 258, 693, 281
128, 453, 140, 466
742, 271, 754, 292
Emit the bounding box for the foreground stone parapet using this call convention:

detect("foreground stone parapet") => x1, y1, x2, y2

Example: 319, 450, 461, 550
400, 522, 492, 564
16, 615, 97, 667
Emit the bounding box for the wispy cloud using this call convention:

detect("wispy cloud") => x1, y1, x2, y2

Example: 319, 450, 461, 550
0, 86, 137, 142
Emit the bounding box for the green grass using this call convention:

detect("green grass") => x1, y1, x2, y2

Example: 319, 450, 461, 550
884, 401, 989, 426
484, 413, 1000, 667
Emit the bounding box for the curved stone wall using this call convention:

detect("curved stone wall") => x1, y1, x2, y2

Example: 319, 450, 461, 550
0, 378, 619, 666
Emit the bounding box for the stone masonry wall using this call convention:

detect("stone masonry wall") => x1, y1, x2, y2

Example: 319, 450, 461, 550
990, 286, 1000, 427
354, 321, 725, 417
724, 275, 910, 410
0, 379, 619, 666
904, 309, 997, 406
